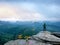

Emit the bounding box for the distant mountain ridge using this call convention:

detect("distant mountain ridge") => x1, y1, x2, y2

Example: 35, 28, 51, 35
0, 21, 60, 33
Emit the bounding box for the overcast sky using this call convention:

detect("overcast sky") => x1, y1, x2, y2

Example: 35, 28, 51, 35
0, 0, 60, 21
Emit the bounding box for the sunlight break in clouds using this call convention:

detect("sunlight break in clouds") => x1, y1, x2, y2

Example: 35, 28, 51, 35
0, 3, 46, 22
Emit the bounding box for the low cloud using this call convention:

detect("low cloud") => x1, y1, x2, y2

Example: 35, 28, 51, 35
0, 4, 46, 21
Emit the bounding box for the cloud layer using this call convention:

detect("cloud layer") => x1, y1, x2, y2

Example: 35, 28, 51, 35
0, 0, 60, 21
0, 3, 46, 21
